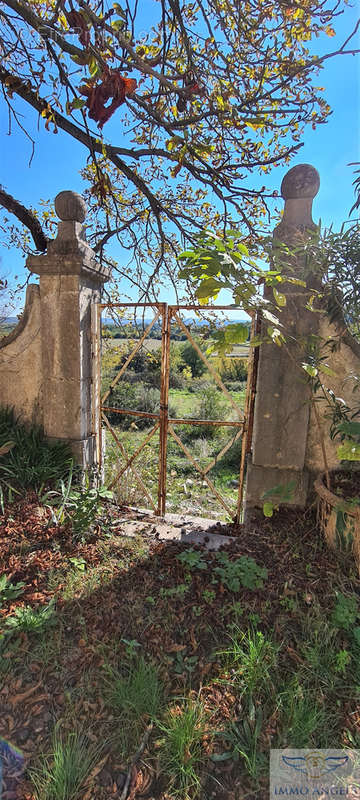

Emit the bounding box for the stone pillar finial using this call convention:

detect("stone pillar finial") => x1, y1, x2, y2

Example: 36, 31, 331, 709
276, 163, 320, 234
55, 190, 87, 223
51, 189, 89, 250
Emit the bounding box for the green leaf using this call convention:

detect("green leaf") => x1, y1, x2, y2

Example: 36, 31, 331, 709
111, 19, 125, 30
353, 627, 360, 646
273, 288, 286, 307
337, 421, 360, 437
88, 56, 100, 77
195, 278, 224, 299
263, 502, 274, 517
71, 98, 86, 110
302, 363, 318, 378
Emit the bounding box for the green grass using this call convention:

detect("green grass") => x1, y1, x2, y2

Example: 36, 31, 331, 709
30, 729, 105, 800
103, 656, 164, 755
277, 679, 333, 748
157, 697, 208, 799
217, 627, 279, 698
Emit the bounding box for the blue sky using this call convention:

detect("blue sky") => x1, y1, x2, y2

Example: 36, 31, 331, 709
0, 1, 359, 310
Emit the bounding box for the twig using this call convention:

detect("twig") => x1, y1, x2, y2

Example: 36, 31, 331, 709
120, 722, 154, 800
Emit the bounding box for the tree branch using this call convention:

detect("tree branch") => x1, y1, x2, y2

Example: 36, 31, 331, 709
0, 186, 47, 251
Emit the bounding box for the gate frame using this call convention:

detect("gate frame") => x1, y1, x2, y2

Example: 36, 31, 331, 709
93, 302, 257, 523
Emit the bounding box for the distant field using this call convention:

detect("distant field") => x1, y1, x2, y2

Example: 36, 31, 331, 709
102, 337, 250, 358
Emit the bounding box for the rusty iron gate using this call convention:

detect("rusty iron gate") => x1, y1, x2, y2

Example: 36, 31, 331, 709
93, 303, 257, 523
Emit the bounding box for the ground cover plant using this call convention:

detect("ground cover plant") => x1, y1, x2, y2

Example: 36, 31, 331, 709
1, 493, 360, 799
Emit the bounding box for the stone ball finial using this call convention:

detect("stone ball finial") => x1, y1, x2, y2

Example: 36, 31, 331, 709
281, 164, 320, 200
55, 191, 87, 223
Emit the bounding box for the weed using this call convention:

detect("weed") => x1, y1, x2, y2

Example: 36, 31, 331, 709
218, 627, 278, 698
30, 728, 104, 800
202, 589, 216, 604
104, 656, 163, 755
331, 592, 359, 631
120, 637, 142, 658
335, 649, 351, 675
300, 625, 342, 692
280, 594, 298, 613
145, 595, 156, 605
68, 558, 86, 572
0, 574, 25, 606
173, 651, 199, 675
5, 602, 56, 633
213, 553, 267, 591
0, 407, 74, 492
160, 583, 189, 600
43, 473, 112, 541
176, 550, 207, 571
157, 697, 207, 798
278, 680, 332, 748
212, 703, 266, 781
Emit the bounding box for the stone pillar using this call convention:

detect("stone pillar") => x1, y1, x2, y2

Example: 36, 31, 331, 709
27, 191, 111, 470
245, 164, 321, 517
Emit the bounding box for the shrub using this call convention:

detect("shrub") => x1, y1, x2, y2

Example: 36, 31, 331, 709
181, 340, 207, 378
216, 356, 248, 383
0, 407, 73, 492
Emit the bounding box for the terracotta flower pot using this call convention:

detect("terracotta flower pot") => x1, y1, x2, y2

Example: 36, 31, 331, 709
314, 473, 360, 572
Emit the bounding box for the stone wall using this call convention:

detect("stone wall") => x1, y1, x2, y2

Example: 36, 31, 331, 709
0, 284, 42, 425
0, 191, 110, 471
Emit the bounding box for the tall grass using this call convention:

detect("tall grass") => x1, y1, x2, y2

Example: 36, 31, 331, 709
0, 408, 73, 492
30, 729, 104, 800
103, 656, 164, 755
157, 697, 207, 799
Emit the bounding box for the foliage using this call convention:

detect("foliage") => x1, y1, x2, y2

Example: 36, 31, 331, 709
214, 356, 248, 384
212, 706, 266, 780
104, 656, 163, 722
30, 729, 105, 800
0, 407, 74, 492
213, 553, 267, 591
176, 549, 267, 591
5, 601, 56, 633
176, 550, 207, 571
262, 481, 296, 517
42, 472, 113, 540
0, 574, 25, 606
198, 386, 226, 423
218, 628, 278, 697
305, 223, 360, 341
157, 698, 207, 799
278, 679, 329, 748
178, 229, 307, 321
0, 0, 355, 295
331, 592, 359, 631
181, 340, 206, 378
104, 656, 163, 755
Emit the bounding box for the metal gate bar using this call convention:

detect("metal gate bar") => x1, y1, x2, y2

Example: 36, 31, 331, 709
95, 302, 256, 522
